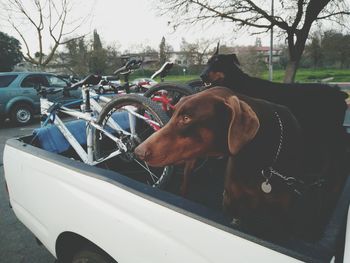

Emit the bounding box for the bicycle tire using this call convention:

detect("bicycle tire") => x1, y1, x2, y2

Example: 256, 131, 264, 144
143, 83, 194, 116
94, 94, 173, 188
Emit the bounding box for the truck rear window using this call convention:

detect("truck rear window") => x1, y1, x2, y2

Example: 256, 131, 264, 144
0, 75, 17, 87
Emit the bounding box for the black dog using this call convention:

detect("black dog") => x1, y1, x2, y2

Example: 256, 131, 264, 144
200, 51, 349, 237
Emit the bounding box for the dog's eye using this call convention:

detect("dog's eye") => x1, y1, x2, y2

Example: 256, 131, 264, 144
182, 115, 191, 123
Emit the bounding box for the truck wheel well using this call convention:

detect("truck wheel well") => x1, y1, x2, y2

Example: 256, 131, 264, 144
56, 232, 117, 262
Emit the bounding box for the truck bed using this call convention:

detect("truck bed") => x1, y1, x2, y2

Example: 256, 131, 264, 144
4, 135, 350, 263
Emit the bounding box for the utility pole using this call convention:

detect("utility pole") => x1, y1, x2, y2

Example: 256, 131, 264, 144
269, 0, 274, 81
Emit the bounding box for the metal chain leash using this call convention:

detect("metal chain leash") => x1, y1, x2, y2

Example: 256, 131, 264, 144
271, 111, 283, 165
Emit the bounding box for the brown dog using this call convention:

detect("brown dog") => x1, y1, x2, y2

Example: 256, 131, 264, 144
135, 87, 303, 228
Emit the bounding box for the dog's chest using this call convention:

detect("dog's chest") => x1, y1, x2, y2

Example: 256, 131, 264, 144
238, 110, 280, 169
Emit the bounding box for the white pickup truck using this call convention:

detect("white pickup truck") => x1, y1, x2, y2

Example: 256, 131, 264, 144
3, 122, 350, 263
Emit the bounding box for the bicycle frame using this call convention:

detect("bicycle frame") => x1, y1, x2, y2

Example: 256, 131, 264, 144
39, 86, 160, 166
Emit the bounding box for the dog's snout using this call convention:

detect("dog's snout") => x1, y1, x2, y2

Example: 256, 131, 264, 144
134, 144, 151, 161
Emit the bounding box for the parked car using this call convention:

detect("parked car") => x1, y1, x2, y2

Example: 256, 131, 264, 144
0, 72, 81, 125
57, 74, 81, 84
103, 75, 120, 86
93, 76, 122, 94
130, 78, 158, 90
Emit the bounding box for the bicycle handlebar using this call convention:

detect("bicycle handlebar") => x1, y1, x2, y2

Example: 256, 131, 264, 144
125, 59, 142, 71
34, 85, 64, 97
113, 59, 143, 75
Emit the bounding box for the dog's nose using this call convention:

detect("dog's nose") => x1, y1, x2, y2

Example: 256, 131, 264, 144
134, 145, 151, 161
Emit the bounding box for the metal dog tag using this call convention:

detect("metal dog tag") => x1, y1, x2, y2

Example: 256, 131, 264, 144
261, 181, 272, 193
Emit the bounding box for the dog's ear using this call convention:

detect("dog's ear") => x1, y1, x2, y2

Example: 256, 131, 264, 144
225, 96, 260, 155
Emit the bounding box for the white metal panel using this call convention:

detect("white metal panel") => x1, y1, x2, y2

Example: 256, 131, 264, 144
4, 144, 301, 263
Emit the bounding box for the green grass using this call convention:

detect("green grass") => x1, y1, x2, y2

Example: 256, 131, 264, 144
261, 68, 350, 83
150, 68, 350, 84
153, 75, 200, 84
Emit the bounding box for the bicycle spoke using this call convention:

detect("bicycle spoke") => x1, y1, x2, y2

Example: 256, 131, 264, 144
144, 161, 160, 183
94, 94, 172, 188
132, 158, 159, 184
124, 107, 160, 127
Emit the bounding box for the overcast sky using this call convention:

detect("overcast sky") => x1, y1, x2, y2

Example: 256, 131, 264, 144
88, 0, 256, 51
0, 0, 261, 53
2, 0, 348, 54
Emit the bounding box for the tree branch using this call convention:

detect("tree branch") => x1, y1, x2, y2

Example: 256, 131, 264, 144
3, 0, 91, 67
291, 0, 305, 31
9, 19, 36, 63
243, 0, 289, 30
316, 11, 350, 20
186, 0, 272, 28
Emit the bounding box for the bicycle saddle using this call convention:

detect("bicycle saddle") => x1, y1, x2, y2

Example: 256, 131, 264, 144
70, 74, 102, 89
151, 62, 174, 79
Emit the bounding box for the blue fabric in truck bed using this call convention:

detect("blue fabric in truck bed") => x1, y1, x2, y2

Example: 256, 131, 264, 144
33, 112, 130, 153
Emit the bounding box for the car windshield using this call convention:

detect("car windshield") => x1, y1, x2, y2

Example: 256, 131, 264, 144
0, 75, 17, 88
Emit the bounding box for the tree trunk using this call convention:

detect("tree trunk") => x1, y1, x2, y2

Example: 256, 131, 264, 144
284, 32, 306, 84
283, 60, 299, 83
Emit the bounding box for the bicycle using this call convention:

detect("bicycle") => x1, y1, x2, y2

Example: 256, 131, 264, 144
134, 61, 175, 92
113, 60, 175, 94
112, 59, 143, 94
118, 60, 195, 115
143, 67, 211, 116
143, 82, 194, 116
33, 74, 173, 188
103, 59, 194, 115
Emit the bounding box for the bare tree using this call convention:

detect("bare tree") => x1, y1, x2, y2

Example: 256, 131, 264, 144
236, 46, 266, 77
1, 0, 90, 69
180, 38, 213, 65
158, 0, 350, 83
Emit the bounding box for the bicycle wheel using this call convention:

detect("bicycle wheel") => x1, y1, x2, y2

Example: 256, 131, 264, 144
143, 83, 194, 116
94, 94, 173, 188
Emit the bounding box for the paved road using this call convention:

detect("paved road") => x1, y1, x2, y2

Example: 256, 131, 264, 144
0, 118, 55, 263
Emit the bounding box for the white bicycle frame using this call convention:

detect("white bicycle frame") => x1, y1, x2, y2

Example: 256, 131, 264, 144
39, 85, 158, 166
